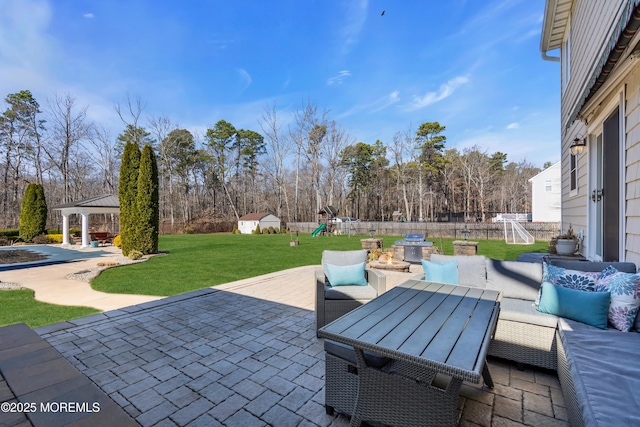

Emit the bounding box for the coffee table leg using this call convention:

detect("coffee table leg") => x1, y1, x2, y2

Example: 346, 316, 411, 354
482, 360, 494, 388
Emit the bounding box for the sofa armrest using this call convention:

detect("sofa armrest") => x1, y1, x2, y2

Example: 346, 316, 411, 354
316, 269, 327, 335
365, 269, 386, 294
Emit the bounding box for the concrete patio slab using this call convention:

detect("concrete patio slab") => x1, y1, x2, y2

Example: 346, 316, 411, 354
0, 245, 161, 311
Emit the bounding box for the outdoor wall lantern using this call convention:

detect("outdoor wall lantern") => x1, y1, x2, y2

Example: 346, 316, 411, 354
462, 225, 471, 241
570, 136, 587, 156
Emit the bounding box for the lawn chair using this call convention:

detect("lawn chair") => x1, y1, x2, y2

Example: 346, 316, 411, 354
315, 249, 386, 337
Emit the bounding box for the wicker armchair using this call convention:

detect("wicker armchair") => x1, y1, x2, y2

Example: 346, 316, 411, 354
315, 250, 386, 337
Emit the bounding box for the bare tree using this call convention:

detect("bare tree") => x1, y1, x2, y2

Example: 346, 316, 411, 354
289, 100, 317, 221
88, 125, 119, 193
389, 125, 414, 221
46, 94, 92, 203
259, 102, 291, 220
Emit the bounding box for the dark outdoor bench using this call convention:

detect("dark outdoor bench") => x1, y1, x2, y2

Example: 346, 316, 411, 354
89, 232, 114, 246
0, 323, 139, 427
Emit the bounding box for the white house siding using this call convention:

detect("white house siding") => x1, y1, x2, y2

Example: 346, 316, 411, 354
258, 215, 281, 231
561, 1, 622, 130
238, 220, 259, 234
552, 0, 640, 261
530, 162, 561, 222
624, 68, 640, 265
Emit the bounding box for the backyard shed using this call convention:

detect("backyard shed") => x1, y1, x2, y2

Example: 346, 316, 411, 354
238, 213, 281, 234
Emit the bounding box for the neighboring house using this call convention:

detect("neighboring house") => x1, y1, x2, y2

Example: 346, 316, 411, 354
237, 213, 281, 234
529, 161, 561, 222
540, 0, 640, 264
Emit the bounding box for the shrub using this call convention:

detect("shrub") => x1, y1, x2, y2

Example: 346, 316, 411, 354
47, 234, 63, 243
183, 226, 195, 234
136, 144, 159, 254
268, 226, 275, 234
0, 229, 19, 238
0, 236, 9, 246
253, 225, 261, 234
113, 235, 122, 248
119, 141, 141, 256
32, 234, 49, 244
19, 183, 47, 242
128, 250, 143, 260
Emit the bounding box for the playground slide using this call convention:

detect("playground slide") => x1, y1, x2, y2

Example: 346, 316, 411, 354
311, 223, 326, 237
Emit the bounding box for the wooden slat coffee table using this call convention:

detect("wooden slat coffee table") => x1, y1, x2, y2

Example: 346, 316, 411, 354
319, 279, 501, 427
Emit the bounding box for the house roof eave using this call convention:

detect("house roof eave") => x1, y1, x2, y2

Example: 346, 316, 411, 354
540, 0, 573, 54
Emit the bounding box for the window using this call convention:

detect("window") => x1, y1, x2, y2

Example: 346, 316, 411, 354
545, 179, 552, 192
570, 154, 577, 192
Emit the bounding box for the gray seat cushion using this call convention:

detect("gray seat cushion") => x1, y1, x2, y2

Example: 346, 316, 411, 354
322, 250, 368, 276
325, 284, 378, 301
486, 260, 542, 301
557, 318, 640, 426
499, 298, 558, 328
430, 254, 487, 288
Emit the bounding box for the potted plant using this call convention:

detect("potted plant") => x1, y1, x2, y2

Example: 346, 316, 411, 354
553, 225, 578, 256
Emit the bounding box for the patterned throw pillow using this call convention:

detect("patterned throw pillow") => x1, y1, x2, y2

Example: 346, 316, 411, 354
594, 266, 640, 332
542, 262, 601, 291
536, 263, 601, 305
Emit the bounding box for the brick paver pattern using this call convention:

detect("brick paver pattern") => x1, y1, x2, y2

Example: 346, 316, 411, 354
41, 286, 570, 427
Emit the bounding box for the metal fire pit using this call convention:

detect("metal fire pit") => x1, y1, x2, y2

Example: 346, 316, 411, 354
394, 234, 433, 263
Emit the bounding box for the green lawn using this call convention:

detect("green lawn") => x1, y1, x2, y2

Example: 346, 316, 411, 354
0, 233, 549, 328
91, 233, 550, 297
0, 289, 99, 328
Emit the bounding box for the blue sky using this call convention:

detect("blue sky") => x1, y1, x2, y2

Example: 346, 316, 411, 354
1, 0, 560, 168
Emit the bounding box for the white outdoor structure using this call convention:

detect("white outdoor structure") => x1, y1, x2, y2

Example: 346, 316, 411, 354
528, 161, 561, 222
238, 213, 281, 234
53, 194, 120, 248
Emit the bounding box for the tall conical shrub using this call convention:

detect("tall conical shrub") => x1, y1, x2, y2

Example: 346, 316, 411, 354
119, 141, 140, 256
136, 144, 159, 254
19, 183, 47, 242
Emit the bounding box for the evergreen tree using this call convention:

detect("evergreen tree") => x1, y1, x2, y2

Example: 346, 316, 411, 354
19, 183, 47, 242
136, 144, 159, 254
119, 141, 141, 255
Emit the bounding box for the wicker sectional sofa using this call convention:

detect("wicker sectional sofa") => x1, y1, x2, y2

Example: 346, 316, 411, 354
423, 254, 639, 427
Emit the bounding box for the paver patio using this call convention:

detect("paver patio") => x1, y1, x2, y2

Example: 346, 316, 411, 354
5, 265, 569, 426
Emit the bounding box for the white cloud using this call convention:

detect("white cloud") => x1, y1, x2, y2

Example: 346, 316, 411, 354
338, 0, 368, 55
83, 13, 94, 19
0, 0, 54, 95
406, 75, 469, 111
370, 90, 400, 112
327, 70, 351, 85
336, 90, 400, 119
506, 122, 519, 129
237, 68, 252, 91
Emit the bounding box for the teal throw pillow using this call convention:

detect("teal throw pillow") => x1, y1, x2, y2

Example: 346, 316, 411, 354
421, 259, 459, 285
325, 262, 367, 287
537, 281, 610, 329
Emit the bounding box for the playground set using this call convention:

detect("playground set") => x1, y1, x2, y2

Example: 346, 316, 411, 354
311, 206, 338, 237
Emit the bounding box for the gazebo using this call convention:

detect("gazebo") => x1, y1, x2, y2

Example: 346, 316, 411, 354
53, 194, 120, 248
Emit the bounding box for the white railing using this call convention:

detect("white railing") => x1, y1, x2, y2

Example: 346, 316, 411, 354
492, 213, 531, 223
503, 219, 535, 245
